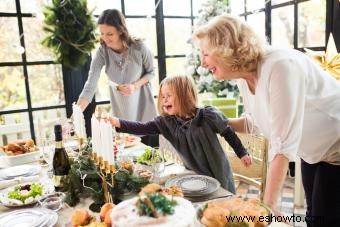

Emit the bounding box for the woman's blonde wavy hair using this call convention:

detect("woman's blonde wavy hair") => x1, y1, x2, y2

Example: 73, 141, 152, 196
193, 14, 266, 72
157, 75, 198, 117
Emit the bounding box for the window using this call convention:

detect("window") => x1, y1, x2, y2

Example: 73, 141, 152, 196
0, 0, 336, 145
229, 0, 328, 50
0, 0, 65, 145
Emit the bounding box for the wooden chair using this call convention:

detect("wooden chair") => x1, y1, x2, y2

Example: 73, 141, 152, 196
220, 133, 268, 199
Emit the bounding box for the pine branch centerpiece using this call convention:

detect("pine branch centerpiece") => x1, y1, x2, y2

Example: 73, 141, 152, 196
41, 0, 98, 68
65, 138, 149, 212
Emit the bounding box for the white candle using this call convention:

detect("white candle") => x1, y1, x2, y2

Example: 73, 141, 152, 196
91, 114, 99, 155
106, 123, 115, 165
100, 118, 108, 161
72, 103, 87, 139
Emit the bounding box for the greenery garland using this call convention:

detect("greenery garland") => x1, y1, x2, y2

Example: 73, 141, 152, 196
41, 0, 98, 68
65, 138, 149, 212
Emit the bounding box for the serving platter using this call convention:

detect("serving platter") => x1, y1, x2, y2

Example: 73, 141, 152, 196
0, 150, 41, 167
196, 197, 273, 227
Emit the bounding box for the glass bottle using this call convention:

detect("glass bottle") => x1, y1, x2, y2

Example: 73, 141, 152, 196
52, 124, 70, 191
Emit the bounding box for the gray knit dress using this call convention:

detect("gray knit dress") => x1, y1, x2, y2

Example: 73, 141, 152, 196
79, 41, 157, 122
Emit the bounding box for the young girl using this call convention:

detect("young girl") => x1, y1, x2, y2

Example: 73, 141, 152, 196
107, 75, 252, 193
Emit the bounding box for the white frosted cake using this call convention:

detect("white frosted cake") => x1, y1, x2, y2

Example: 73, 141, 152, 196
110, 195, 197, 227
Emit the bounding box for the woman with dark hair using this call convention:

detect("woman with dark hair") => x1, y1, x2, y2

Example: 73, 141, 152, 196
77, 9, 158, 146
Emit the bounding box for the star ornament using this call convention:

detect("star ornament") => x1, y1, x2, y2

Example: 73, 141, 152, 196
305, 33, 340, 81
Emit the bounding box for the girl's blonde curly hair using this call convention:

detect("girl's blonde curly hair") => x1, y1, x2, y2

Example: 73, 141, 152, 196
193, 14, 267, 73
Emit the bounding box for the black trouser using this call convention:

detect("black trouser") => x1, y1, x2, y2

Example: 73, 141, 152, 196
301, 159, 340, 227
141, 135, 159, 148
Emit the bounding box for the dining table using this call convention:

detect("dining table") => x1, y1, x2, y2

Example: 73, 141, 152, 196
0, 139, 288, 227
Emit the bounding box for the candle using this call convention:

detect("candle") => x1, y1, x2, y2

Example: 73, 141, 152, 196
106, 123, 115, 165
72, 102, 86, 139
91, 114, 99, 156
100, 118, 108, 162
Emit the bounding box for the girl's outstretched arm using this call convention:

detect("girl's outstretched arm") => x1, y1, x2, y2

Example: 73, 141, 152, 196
107, 116, 160, 135
107, 116, 121, 128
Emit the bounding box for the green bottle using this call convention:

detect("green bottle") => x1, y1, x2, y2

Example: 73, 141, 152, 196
52, 124, 70, 191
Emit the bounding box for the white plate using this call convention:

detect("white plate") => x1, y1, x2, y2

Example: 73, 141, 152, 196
0, 182, 54, 208
165, 174, 220, 197
178, 177, 209, 193
0, 164, 41, 180
0, 208, 58, 227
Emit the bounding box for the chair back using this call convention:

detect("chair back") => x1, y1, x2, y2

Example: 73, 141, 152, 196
220, 133, 268, 199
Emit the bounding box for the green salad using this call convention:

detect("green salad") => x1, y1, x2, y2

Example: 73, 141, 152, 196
8, 183, 43, 202
136, 147, 163, 166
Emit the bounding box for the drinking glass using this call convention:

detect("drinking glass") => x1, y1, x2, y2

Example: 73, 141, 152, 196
41, 140, 54, 168
38, 192, 65, 212
114, 135, 125, 160
151, 148, 165, 184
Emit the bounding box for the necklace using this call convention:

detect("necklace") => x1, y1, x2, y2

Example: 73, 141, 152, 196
113, 50, 128, 69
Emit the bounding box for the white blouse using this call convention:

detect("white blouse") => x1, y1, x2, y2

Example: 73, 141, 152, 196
238, 48, 340, 164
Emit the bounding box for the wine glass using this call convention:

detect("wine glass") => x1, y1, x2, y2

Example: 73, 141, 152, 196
40, 139, 55, 185
151, 148, 165, 184
114, 135, 125, 160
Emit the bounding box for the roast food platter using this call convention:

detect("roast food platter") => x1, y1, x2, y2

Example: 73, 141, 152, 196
196, 196, 273, 227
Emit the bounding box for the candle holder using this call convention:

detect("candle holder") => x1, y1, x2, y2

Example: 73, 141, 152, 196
91, 153, 117, 204
78, 137, 84, 149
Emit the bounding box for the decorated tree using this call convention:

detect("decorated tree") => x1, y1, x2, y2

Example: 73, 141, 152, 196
41, 0, 97, 69
185, 0, 239, 97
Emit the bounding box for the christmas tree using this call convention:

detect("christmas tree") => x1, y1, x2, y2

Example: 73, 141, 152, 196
41, 0, 97, 69
185, 0, 239, 97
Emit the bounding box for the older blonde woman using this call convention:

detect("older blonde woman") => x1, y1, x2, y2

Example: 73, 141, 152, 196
193, 14, 340, 226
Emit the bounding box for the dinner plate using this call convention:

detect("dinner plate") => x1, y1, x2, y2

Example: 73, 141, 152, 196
0, 164, 41, 180
124, 135, 142, 148
114, 134, 141, 148
165, 174, 220, 197
0, 182, 54, 208
0, 208, 58, 227
177, 176, 209, 193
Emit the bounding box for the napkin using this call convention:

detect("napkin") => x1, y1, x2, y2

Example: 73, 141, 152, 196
0, 175, 39, 189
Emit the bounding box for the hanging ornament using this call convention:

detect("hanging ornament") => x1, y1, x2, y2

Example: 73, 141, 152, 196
15, 45, 25, 54
305, 33, 340, 80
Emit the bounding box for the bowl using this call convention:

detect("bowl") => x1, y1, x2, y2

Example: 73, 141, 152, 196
38, 192, 65, 211
0, 150, 41, 167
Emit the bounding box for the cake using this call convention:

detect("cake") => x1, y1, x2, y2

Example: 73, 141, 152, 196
110, 194, 198, 227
